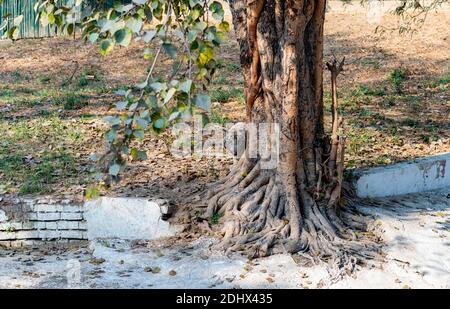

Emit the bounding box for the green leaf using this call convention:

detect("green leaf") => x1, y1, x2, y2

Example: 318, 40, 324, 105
116, 101, 128, 110
13, 15, 23, 27
105, 129, 117, 142
114, 27, 132, 47
67, 24, 75, 36
168, 111, 180, 122
89, 32, 99, 44
198, 45, 214, 65
7, 27, 19, 40
209, 1, 224, 21
116, 4, 134, 13
135, 117, 149, 129
47, 13, 56, 24
150, 82, 167, 93
109, 164, 121, 176
162, 43, 177, 59
100, 39, 114, 56
104, 115, 121, 125
85, 186, 100, 200
133, 130, 145, 139
178, 79, 192, 93
153, 118, 165, 130
164, 88, 177, 104
219, 21, 230, 32
126, 17, 143, 33
40, 12, 49, 27
193, 21, 207, 32
131, 148, 147, 160
143, 30, 157, 43
132, 0, 147, 4
193, 94, 211, 111
143, 48, 152, 59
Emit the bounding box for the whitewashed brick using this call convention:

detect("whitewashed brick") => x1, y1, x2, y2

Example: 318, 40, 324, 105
0, 222, 22, 231
35, 222, 46, 229
27, 213, 38, 220
78, 221, 87, 230
37, 212, 60, 221
21, 222, 36, 230
17, 240, 36, 247
45, 222, 58, 230
60, 230, 83, 239
61, 206, 83, 213
60, 213, 83, 220
57, 221, 79, 230
39, 230, 61, 239
0, 232, 16, 240
15, 231, 39, 239
33, 204, 63, 212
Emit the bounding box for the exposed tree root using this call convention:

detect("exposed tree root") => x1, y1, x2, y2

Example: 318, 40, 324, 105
200, 155, 382, 284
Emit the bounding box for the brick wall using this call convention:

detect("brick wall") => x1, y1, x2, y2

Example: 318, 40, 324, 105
0, 198, 87, 248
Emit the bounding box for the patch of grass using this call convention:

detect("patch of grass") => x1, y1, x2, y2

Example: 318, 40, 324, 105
358, 84, 387, 96
405, 95, 422, 111
79, 113, 97, 121
430, 72, 450, 90
401, 118, 419, 127
210, 110, 229, 125
39, 109, 51, 116
77, 74, 89, 87
213, 75, 229, 85
389, 68, 406, 93
374, 155, 391, 165
346, 129, 374, 156
211, 87, 244, 104
0, 88, 15, 98
11, 69, 26, 81
0, 116, 85, 194
211, 212, 220, 225
53, 92, 88, 110
361, 58, 381, 69
356, 108, 373, 118
226, 63, 241, 73
39, 75, 52, 84
215, 59, 226, 69
324, 89, 359, 113
19, 150, 76, 194
379, 96, 395, 107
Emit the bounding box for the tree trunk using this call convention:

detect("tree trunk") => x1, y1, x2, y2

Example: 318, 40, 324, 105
206, 0, 367, 260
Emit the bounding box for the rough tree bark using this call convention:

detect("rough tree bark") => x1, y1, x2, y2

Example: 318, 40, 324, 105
204, 0, 372, 263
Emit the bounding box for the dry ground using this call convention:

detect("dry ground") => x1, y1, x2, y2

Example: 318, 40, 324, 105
0, 2, 449, 208
0, 188, 448, 289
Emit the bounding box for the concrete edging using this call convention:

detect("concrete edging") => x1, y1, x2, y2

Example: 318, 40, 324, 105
350, 152, 450, 198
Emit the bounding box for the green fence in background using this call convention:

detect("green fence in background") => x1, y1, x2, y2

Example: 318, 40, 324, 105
0, 0, 128, 39
0, 0, 60, 39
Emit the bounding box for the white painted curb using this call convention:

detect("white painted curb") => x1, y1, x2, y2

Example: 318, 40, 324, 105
84, 197, 179, 240
350, 152, 450, 198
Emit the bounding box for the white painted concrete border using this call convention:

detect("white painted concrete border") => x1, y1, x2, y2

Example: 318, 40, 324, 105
84, 197, 179, 240
351, 152, 450, 198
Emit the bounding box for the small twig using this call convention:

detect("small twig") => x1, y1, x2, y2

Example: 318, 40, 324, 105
62, 61, 79, 86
